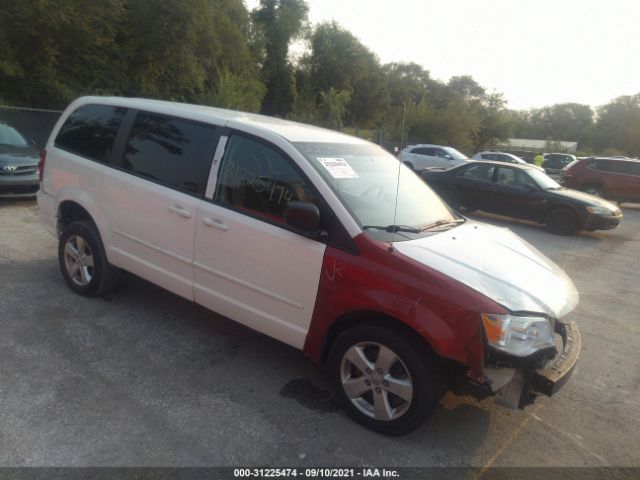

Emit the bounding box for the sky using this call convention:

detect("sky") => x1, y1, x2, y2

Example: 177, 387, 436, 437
246, 0, 640, 110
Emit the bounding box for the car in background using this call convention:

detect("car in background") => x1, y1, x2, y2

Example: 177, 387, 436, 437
0, 122, 40, 198
542, 153, 577, 178
421, 161, 622, 235
561, 157, 640, 204
472, 151, 545, 172
398, 144, 470, 170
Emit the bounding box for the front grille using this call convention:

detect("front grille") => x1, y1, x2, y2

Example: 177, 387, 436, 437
0, 165, 37, 176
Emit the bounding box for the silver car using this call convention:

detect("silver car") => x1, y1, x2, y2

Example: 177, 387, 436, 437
0, 122, 40, 198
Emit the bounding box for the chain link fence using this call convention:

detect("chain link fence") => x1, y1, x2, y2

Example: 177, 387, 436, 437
0, 106, 63, 149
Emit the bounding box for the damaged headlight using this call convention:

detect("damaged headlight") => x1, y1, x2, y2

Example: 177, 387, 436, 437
482, 313, 555, 357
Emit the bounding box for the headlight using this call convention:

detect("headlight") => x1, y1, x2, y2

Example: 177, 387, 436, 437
586, 206, 613, 215
482, 313, 555, 357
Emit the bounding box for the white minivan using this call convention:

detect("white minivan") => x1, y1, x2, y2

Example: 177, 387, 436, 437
38, 97, 581, 435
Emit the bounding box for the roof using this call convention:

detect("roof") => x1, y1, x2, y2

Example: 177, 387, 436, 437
74, 96, 369, 145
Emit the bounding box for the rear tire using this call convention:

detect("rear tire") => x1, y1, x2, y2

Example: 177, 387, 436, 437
545, 207, 580, 235
327, 323, 443, 436
58, 221, 119, 296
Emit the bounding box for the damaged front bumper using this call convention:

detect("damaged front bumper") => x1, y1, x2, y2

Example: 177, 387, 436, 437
487, 320, 581, 409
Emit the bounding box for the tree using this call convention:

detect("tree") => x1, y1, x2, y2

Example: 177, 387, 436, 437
317, 88, 351, 130
0, 0, 261, 109
251, 0, 308, 116
0, 0, 126, 107
307, 21, 388, 128
593, 94, 640, 157
471, 92, 512, 152
206, 69, 265, 112
383, 62, 432, 108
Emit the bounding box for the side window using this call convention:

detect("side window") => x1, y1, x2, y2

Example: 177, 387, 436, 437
496, 167, 535, 189
459, 164, 495, 182
481, 153, 493, 160
433, 149, 448, 158
214, 135, 318, 225
122, 112, 218, 195
411, 147, 432, 156
612, 161, 634, 175
55, 104, 126, 163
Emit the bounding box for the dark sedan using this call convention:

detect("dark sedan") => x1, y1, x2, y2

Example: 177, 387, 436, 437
0, 122, 40, 198
420, 161, 623, 235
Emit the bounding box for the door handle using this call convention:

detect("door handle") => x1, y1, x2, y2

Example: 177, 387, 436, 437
168, 204, 192, 218
203, 217, 229, 231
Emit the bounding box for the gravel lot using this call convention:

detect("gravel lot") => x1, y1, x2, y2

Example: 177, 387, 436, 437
1, 199, 639, 468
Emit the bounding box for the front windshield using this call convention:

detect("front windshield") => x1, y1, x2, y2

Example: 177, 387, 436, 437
293, 142, 456, 240
0, 124, 29, 147
444, 147, 469, 161
527, 169, 562, 189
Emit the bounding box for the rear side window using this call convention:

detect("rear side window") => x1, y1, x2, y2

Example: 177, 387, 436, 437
122, 112, 218, 195
411, 147, 433, 156
214, 135, 318, 225
611, 161, 635, 175
459, 164, 496, 181
55, 104, 127, 163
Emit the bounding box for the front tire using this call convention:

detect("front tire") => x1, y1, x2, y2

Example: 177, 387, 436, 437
58, 221, 119, 296
545, 207, 580, 235
403, 161, 414, 170
327, 323, 443, 436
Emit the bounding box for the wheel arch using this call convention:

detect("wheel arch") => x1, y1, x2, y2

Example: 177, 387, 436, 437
318, 310, 437, 365
55, 189, 112, 260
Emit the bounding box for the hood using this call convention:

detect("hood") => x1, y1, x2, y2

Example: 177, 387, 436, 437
0, 145, 40, 166
393, 222, 579, 318
547, 188, 619, 210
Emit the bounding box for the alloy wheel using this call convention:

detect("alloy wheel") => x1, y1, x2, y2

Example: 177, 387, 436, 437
63, 235, 94, 286
340, 342, 413, 421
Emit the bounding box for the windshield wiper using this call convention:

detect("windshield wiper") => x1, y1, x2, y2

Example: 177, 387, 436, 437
363, 224, 422, 233
420, 218, 466, 231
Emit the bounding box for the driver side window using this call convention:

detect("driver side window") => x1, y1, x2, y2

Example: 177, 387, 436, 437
214, 135, 317, 225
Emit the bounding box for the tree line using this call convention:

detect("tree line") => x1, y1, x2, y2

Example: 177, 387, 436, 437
1, 0, 638, 157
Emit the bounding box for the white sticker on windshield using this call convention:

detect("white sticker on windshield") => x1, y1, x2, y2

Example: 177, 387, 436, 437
317, 157, 359, 179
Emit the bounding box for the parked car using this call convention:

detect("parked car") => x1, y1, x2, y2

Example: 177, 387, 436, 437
421, 161, 622, 235
542, 153, 577, 177
397, 144, 470, 170
0, 122, 40, 198
472, 151, 544, 172
561, 157, 640, 204
38, 97, 581, 435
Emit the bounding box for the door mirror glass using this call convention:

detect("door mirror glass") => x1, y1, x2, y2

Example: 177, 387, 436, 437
444, 154, 453, 160
284, 201, 321, 233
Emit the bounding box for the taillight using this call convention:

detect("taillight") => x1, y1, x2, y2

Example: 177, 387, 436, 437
38, 150, 47, 181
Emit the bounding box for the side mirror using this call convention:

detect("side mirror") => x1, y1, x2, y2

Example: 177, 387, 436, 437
29, 139, 37, 146
284, 201, 321, 233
